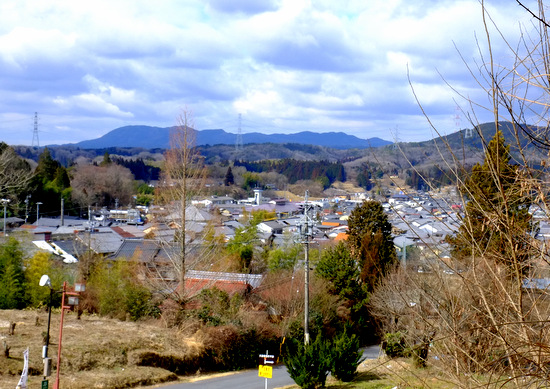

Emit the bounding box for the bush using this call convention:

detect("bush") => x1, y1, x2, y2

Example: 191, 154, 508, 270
201, 325, 280, 371
382, 332, 409, 358
285, 335, 331, 389
330, 328, 364, 382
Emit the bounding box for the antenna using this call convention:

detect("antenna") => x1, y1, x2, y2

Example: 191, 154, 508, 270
32, 112, 39, 147
235, 113, 243, 152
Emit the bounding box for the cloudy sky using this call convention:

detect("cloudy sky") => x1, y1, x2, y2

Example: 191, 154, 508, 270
0, 0, 534, 146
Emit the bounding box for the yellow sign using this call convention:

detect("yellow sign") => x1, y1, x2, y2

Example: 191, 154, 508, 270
258, 364, 273, 379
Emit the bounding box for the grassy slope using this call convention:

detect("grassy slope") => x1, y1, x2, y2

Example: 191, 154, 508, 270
1, 309, 455, 389
0, 309, 193, 389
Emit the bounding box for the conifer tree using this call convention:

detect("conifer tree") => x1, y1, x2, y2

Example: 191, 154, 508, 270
448, 130, 534, 275
347, 200, 396, 292
224, 166, 234, 186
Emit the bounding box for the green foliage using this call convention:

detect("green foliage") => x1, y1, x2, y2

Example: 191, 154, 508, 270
347, 201, 396, 292
194, 287, 242, 326
32, 147, 75, 218
0, 237, 25, 309
87, 260, 157, 320
315, 242, 370, 339
101, 151, 112, 166
268, 244, 301, 270
137, 183, 155, 195
316, 242, 365, 302
235, 159, 346, 187
111, 157, 161, 182
226, 223, 258, 271
135, 193, 154, 206
249, 209, 276, 224
241, 172, 261, 190
24, 251, 53, 307
382, 332, 409, 358
126, 284, 160, 321
330, 327, 364, 382
448, 131, 534, 274
285, 335, 331, 389
35, 148, 59, 182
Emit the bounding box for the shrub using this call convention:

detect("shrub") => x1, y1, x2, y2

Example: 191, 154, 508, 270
382, 332, 409, 358
201, 325, 280, 371
285, 335, 331, 389
330, 328, 364, 382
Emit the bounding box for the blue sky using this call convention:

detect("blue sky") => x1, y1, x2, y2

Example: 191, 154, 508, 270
0, 0, 533, 146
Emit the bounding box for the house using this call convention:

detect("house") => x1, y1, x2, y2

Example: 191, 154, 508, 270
257, 220, 284, 235
184, 270, 264, 298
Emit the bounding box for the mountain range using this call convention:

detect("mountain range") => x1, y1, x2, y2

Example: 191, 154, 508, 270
71, 125, 392, 149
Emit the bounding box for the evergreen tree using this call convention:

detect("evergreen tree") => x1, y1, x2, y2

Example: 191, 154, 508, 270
35, 147, 58, 182
0, 237, 25, 308
101, 151, 112, 166
316, 241, 370, 340
224, 166, 234, 186
316, 242, 366, 303
285, 335, 331, 389
448, 130, 534, 275
347, 200, 396, 292
330, 327, 364, 382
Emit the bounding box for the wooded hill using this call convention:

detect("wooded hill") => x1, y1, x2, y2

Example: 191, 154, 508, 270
13, 121, 546, 192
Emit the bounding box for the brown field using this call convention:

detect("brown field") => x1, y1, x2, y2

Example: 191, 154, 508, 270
0, 309, 201, 389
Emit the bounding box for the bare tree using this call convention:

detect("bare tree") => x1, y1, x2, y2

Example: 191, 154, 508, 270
371, 1, 550, 387
154, 110, 209, 304
71, 164, 135, 208
0, 143, 33, 198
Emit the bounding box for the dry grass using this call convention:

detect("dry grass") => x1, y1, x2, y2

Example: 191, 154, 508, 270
0, 309, 199, 389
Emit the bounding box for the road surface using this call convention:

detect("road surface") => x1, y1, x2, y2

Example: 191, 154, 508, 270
156, 345, 381, 389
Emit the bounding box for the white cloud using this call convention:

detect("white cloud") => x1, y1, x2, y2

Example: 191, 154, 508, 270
0, 0, 539, 145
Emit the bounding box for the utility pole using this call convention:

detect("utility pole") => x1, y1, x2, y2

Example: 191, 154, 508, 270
36, 202, 43, 224
24, 195, 30, 224
60, 198, 64, 226
1, 199, 10, 236
297, 190, 314, 345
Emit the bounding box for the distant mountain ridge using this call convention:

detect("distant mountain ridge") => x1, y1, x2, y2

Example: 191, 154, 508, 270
70, 125, 392, 149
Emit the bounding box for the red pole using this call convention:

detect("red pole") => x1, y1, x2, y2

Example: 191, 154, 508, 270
54, 281, 68, 389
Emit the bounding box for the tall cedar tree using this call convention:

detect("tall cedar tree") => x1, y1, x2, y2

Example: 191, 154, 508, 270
224, 166, 234, 186
448, 130, 534, 275
347, 200, 396, 292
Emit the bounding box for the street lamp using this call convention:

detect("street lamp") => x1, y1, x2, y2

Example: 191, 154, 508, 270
39, 275, 53, 383
24, 195, 30, 224
36, 202, 43, 223
1, 198, 10, 236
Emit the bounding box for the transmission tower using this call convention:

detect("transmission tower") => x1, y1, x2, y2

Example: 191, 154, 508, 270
392, 126, 399, 149
456, 105, 473, 138
235, 113, 243, 152
32, 112, 39, 147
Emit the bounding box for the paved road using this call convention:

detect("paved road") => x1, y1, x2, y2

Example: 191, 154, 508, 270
157, 345, 381, 389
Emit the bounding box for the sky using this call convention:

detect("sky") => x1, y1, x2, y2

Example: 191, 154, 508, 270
0, 0, 535, 146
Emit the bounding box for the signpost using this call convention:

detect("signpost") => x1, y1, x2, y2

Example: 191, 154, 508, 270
258, 351, 275, 389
